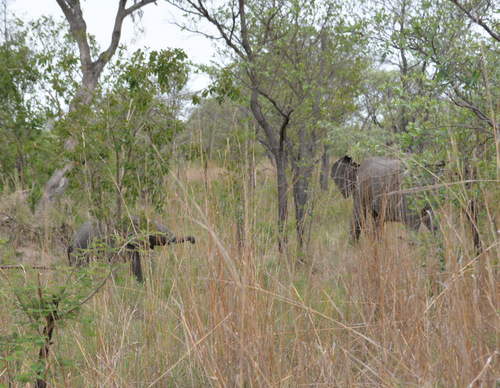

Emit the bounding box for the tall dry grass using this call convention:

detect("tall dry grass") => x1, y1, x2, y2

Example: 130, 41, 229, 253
1, 157, 499, 387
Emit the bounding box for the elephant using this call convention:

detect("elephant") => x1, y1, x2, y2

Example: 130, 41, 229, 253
330, 155, 436, 241
67, 216, 196, 281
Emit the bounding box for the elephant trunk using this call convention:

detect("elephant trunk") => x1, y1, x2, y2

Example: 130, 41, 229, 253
170, 236, 196, 244
147, 233, 169, 248
137, 233, 196, 248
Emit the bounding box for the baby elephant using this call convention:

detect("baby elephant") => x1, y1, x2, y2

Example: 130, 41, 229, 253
67, 216, 196, 281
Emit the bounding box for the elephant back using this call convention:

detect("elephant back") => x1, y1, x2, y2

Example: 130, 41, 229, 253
357, 157, 401, 184
72, 220, 115, 249
358, 156, 399, 175
357, 157, 404, 211
69, 220, 119, 266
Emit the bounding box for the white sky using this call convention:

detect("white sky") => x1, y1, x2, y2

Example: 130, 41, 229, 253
10, 0, 217, 92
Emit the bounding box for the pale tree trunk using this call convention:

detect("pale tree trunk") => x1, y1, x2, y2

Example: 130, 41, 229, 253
36, 0, 156, 216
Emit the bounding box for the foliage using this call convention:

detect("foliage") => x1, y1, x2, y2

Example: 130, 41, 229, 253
0, 14, 97, 201
184, 97, 260, 162
1, 0, 500, 386
63, 47, 190, 218
27, 16, 84, 112
194, 63, 242, 105
358, 0, 499, 162
0, 249, 134, 385
0, 14, 51, 192
168, 0, 369, 248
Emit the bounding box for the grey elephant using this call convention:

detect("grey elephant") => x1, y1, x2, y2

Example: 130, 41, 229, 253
330, 155, 436, 241
67, 216, 196, 281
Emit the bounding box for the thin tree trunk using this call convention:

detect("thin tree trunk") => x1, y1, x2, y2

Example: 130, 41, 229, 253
34, 279, 59, 388
116, 149, 123, 222
249, 87, 291, 251
319, 151, 330, 191
292, 167, 309, 248
274, 152, 288, 251
290, 128, 309, 248
34, 310, 57, 388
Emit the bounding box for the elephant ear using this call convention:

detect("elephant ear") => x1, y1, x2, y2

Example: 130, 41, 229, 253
331, 155, 360, 198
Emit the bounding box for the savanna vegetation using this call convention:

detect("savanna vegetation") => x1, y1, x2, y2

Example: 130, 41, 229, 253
0, 0, 499, 386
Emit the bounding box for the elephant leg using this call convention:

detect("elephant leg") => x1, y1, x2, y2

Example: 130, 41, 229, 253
130, 250, 143, 282
421, 208, 437, 233
350, 214, 362, 241
350, 193, 365, 241
371, 210, 383, 241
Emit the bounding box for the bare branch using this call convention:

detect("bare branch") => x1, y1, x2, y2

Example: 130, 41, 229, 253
166, 0, 247, 59
55, 0, 92, 75
98, 0, 158, 72
238, 0, 253, 59
448, 87, 495, 129
449, 0, 500, 42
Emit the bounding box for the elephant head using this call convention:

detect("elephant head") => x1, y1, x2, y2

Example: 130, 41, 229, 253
330, 156, 360, 198
68, 216, 196, 281
331, 155, 437, 241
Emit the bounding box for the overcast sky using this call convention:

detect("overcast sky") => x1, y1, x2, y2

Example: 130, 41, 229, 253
10, 0, 217, 91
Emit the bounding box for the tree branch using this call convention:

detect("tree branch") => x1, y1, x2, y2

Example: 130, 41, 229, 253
97, 0, 158, 72
448, 87, 495, 129
449, 0, 500, 42
55, 0, 92, 73
238, 0, 253, 60
167, 0, 247, 59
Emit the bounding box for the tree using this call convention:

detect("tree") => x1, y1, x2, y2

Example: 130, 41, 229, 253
361, 0, 440, 154
404, 0, 498, 138
284, 26, 365, 247
69, 47, 190, 220
37, 0, 158, 215
446, 0, 499, 133
0, 2, 54, 192
373, 0, 500, 252
167, 0, 362, 251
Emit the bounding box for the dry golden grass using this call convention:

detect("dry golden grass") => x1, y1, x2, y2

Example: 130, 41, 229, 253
0, 162, 499, 387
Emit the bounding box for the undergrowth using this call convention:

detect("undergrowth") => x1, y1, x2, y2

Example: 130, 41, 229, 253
0, 161, 498, 387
